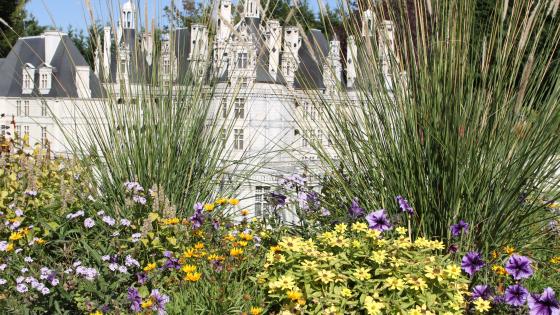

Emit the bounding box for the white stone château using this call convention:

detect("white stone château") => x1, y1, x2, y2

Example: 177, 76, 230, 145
0, 0, 397, 218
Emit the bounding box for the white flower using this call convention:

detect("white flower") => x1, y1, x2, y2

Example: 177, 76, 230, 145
15, 209, 23, 217
84, 218, 95, 228
15, 248, 22, 254
16, 283, 28, 293
101, 255, 111, 261
108, 263, 118, 271
0, 278, 6, 285
120, 219, 131, 226
50, 278, 59, 286
102, 216, 116, 226
0, 264, 6, 271
118, 265, 128, 273
97, 210, 105, 216
20, 268, 28, 273
41, 287, 50, 295
0, 241, 7, 251
112, 231, 120, 237
24, 256, 33, 263
16, 276, 25, 283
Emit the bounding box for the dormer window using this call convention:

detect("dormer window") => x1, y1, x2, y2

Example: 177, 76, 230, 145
237, 52, 248, 69
38, 64, 54, 95
22, 63, 35, 94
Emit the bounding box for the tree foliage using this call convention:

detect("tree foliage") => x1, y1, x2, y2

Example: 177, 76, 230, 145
0, 0, 46, 58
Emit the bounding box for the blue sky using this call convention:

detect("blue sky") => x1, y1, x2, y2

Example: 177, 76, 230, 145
26, 0, 333, 32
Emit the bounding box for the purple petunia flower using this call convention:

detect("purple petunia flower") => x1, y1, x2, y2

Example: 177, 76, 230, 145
212, 220, 220, 230
505, 254, 533, 280
395, 196, 414, 215
461, 251, 485, 276
448, 244, 459, 254
128, 287, 142, 312
149, 289, 170, 314
528, 288, 560, 315
189, 204, 205, 229
136, 272, 148, 284
269, 192, 287, 208
450, 220, 469, 237
365, 209, 392, 231
349, 198, 365, 218
505, 284, 529, 307
472, 285, 493, 300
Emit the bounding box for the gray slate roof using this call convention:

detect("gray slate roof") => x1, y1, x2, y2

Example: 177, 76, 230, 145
0, 35, 103, 98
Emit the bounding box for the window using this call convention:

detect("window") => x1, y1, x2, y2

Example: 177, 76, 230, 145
233, 129, 244, 150
41, 101, 47, 116
221, 98, 227, 118
0, 125, 8, 137
24, 101, 30, 116
23, 73, 32, 89
237, 52, 248, 69
234, 98, 245, 119
162, 58, 170, 75
220, 128, 226, 148
41, 127, 47, 145
40, 73, 48, 89
16, 100, 21, 116
24, 125, 29, 139
15, 126, 21, 138
255, 186, 270, 217
240, 77, 249, 87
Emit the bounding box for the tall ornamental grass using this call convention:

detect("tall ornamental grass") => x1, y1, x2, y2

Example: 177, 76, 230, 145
302, 0, 560, 251
56, 0, 250, 215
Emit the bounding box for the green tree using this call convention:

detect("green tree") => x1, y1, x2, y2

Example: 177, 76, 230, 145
0, 0, 46, 57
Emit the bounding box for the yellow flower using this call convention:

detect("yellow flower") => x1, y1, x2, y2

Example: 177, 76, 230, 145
204, 203, 215, 212
207, 254, 225, 261
366, 229, 381, 239
334, 223, 347, 234
491, 251, 499, 259
181, 264, 197, 273
370, 250, 387, 264
224, 234, 235, 242
270, 245, 281, 253
89, 311, 103, 315
215, 198, 227, 205
143, 263, 157, 272
473, 298, 491, 313
550, 256, 560, 264
230, 247, 243, 256
429, 240, 445, 250
503, 246, 515, 255
35, 238, 46, 245
351, 222, 368, 232
141, 299, 153, 308
287, 290, 303, 301
239, 233, 253, 241
364, 296, 385, 315
340, 287, 352, 297
395, 226, 407, 235
316, 269, 335, 284
238, 241, 248, 247
385, 277, 405, 291
424, 265, 445, 282
300, 260, 318, 271
184, 272, 202, 282
183, 248, 195, 258
445, 264, 462, 279
162, 217, 180, 225
194, 242, 205, 249
406, 275, 427, 291
5, 243, 14, 252
353, 267, 371, 281
229, 198, 239, 205
240, 209, 250, 216
277, 274, 296, 290
9, 232, 23, 241
491, 264, 508, 276
352, 240, 362, 248
250, 307, 263, 315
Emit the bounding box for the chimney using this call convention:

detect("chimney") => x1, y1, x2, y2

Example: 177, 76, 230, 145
75, 66, 91, 98
103, 26, 111, 80
266, 20, 281, 80
346, 35, 357, 88
43, 30, 63, 65
281, 26, 302, 86
189, 24, 209, 61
